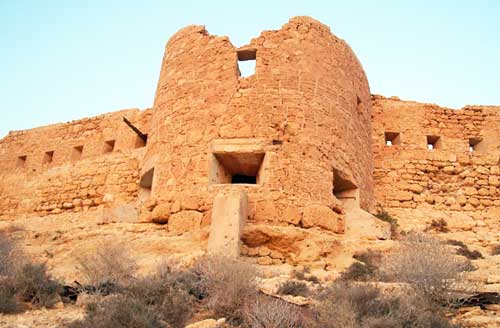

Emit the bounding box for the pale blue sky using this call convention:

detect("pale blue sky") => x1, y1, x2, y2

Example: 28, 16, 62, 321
1, 1, 499, 138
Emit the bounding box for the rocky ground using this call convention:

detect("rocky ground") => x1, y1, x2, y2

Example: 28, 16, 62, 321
0, 211, 499, 327
0, 306, 83, 328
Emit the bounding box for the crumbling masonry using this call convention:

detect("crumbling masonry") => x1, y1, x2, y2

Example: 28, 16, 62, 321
1, 17, 499, 262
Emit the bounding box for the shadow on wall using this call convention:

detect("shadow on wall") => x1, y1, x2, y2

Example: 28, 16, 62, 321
139, 168, 154, 202
333, 168, 359, 209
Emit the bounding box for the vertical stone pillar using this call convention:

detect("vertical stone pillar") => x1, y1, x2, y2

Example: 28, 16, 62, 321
208, 190, 247, 257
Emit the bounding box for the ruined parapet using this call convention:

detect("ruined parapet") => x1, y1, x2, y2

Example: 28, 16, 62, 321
372, 95, 500, 237
0, 109, 152, 219
142, 16, 374, 232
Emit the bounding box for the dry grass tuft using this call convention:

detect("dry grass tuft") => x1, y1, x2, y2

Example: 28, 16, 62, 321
490, 244, 500, 256
447, 240, 483, 260
76, 241, 137, 290
0, 277, 18, 313
69, 261, 195, 328
193, 255, 259, 324
291, 267, 320, 284
243, 295, 303, 328
0, 231, 15, 277
277, 280, 310, 297
312, 281, 458, 328
375, 207, 399, 237
341, 250, 382, 282
381, 233, 473, 305
13, 263, 61, 307
425, 218, 450, 233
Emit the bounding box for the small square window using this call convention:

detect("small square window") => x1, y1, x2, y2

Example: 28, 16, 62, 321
43, 151, 54, 164
72, 145, 83, 161
135, 134, 148, 148
427, 136, 441, 150
16, 155, 27, 168
103, 140, 115, 154
469, 138, 483, 153
237, 48, 256, 78
210, 151, 265, 185
384, 132, 401, 146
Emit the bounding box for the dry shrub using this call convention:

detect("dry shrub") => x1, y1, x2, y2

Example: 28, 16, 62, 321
314, 296, 358, 328
375, 208, 399, 237
313, 283, 381, 328
77, 241, 137, 289
68, 294, 162, 328
291, 267, 308, 281
0, 232, 60, 311
69, 262, 196, 328
0, 232, 19, 313
243, 295, 303, 328
193, 255, 259, 324
447, 240, 483, 260
125, 263, 194, 327
381, 233, 472, 305
306, 275, 320, 284
490, 244, 500, 256
341, 250, 382, 281
0, 231, 15, 276
277, 280, 309, 297
313, 281, 458, 328
291, 267, 320, 284
425, 218, 450, 233
0, 277, 19, 313
13, 263, 61, 307
341, 262, 372, 282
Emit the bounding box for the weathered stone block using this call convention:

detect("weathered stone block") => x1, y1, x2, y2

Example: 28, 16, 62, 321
151, 203, 171, 224
168, 210, 203, 234
301, 205, 342, 233
208, 191, 247, 257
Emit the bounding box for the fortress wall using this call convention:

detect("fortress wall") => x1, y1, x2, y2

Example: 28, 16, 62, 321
372, 96, 500, 236
143, 17, 373, 230
0, 109, 151, 219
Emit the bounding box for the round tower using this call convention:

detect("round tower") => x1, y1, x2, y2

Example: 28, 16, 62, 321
141, 16, 373, 230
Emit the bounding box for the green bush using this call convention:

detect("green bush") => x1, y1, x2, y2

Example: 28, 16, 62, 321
277, 281, 309, 297
13, 263, 61, 307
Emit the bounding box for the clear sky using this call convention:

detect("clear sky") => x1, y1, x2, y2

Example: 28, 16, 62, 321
1, 0, 499, 138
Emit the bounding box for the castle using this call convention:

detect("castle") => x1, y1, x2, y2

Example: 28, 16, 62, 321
1, 17, 499, 264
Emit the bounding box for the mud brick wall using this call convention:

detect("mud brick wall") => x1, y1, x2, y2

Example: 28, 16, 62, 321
0, 109, 151, 219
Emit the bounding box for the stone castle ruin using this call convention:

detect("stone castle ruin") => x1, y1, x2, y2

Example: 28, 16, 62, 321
1, 17, 499, 265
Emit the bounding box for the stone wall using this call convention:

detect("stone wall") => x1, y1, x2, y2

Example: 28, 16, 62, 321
372, 95, 500, 241
143, 16, 373, 233
2, 17, 498, 251
0, 109, 151, 219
